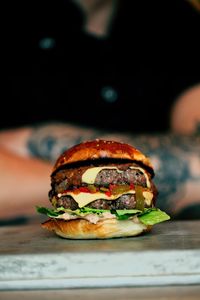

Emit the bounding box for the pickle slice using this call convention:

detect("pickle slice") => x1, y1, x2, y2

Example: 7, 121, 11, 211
111, 184, 130, 195
135, 186, 145, 211
87, 184, 97, 193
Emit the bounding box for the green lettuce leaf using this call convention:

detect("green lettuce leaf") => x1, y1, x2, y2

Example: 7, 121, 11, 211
79, 207, 110, 214
36, 206, 170, 225
36, 206, 61, 217
114, 209, 142, 220
138, 209, 170, 225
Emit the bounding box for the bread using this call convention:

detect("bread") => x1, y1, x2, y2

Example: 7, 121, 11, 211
53, 139, 153, 174
42, 218, 152, 239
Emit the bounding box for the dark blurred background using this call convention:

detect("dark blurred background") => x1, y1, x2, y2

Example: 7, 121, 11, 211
2, 0, 200, 133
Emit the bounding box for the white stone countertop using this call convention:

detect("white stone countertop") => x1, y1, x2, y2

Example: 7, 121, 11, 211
0, 220, 200, 290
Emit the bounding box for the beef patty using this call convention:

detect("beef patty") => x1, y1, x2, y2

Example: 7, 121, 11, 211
49, 162, 156, 210
51, 162, 150, 194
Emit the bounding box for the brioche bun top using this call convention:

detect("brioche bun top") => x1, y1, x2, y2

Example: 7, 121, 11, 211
52, 139, 154, 175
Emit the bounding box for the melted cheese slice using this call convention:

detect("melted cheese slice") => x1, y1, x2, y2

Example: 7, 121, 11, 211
82, 166, 151, 188
82, 167, 122, 184
59, 190, 135, 208
143, 191, 153, 206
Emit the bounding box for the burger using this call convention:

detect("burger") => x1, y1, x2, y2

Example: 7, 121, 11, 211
37, 139, 170, 239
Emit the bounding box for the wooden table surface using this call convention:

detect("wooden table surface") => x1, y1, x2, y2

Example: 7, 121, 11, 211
1, 286, 200, 300
0, 220, 200, 291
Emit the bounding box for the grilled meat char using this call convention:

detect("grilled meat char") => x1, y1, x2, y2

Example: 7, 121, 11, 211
52, 163, 148, 191
49, 162, 157, 210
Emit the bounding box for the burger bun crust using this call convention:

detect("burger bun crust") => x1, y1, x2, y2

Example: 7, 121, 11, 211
53, 139, 153, 174
42, 218, 152, 239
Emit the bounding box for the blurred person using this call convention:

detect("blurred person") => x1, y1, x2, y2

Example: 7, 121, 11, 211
0, 0, 200, 222
3, 0, 200, 132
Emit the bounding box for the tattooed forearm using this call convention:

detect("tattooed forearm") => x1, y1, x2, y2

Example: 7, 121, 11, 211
27, 122, 200, 218
27, 122, 104, 162
109, 133, 200, 218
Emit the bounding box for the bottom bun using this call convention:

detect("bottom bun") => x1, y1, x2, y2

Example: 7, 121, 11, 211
41, 218, 152, 239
